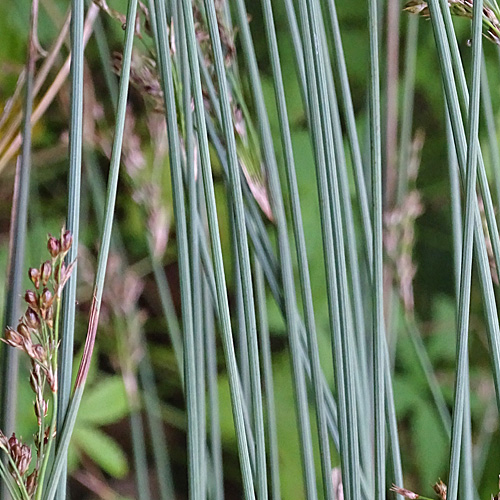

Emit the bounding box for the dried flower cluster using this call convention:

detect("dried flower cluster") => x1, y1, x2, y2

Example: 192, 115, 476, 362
391, 478, 447, 499
384, 132, 424, 314
99, 0, 273, 222
404, 0, 500, 46
0, 229, 74, 498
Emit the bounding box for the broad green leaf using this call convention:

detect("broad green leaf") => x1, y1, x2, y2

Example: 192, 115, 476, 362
72, 426, 129, 478
77, 376, 129, 426
413, 403, 447, 488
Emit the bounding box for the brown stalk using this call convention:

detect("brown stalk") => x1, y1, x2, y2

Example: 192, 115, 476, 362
0, 7, 71, 153
74, 292, 99, 389
0, 3, 99, 173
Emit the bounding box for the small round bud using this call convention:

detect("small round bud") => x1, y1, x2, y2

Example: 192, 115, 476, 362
40, 288, 52, 307
40, 261, 52, 286
15, 444, 31, 476
24, 290, 37, 309
26, 471, 37, 496
16, 323, 30, 340
28, 268, 40, 289
45, 306, 53, 327
30, 365, 41, 393
8, 433, 19, 450
25, 309, 40, 330
47, 236, 60, 258
3, 328, 24, 348
61, 230, 73, 253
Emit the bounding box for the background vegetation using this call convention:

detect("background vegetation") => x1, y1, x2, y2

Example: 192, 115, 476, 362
0, 0, 499, 498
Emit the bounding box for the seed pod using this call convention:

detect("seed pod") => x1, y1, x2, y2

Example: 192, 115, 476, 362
24, 290, 37, 309
40, 288, 52, 308
3, 328, 24, 349
47, 370, 57, 393
47, 236, 61, 258
28, 268, 40, 289
15, 444, 32, 476
25, 308, 40, 330
61, 230, 73, 252
8, 433, 19, 451
16, 323, 30, 340
26, 471, 37, 496
34, 399, 48, 423
40, 261, 52, 286
31, 344, 46, 363
45, 306, 53, 328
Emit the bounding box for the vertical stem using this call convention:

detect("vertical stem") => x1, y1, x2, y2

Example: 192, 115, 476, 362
56, 0, 84, 496
368, 0, 386, 497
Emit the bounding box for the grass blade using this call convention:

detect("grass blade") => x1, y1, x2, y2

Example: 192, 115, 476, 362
43, 0, 138, 496
55, 0, 84, 495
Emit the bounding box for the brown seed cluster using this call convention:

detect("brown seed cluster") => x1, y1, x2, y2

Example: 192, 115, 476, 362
0, 430, 37, 493
0, 228, 74, 495
3, 229, 73, 393
404, 0, 500, 46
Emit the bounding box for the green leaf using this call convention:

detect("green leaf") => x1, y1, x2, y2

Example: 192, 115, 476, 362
77, 376, 129, 426
413, 403, 447, 488
72, 426, 129, 478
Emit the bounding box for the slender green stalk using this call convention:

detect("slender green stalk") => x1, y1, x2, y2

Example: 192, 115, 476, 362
177, 0, 256, 498
253, 257, 281, 500
178, 8, 206, 497
397, 15, 419, 202
436, 0, 500, 284
316, 12, 372, 482
203, 280, 224, 500
480, 57, 500, 209
367, 0, 385, 498
0, 3, 38, 497
148, 2, 199, 500
56, 0, 84, 496
296, 1, 361, 499
322, 0, 373, 266
435, 0, 483, 496
150, 256, 184, 382
0, 0, 38, 441
44, 0, 138, 496
257, 0, 334, 497
427, 0, 500, 419
233, 0, 327, 497
139, 354, 176, 500
203, 2, 269, 498
130, 410, 151, 500
85, 147, 176, 500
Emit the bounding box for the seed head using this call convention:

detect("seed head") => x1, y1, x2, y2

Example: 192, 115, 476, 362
8, 437, 32, 476
61, 230, 73, 253
24, 309, 40, 330
3, 327, 25, 349
24, 290, 37, 309
30, 364, 42, 393
45, 305, 54, 328
26, 471, 37, 496
40, 288, 53, 309
47, 236, 60, 258
390, 484, 420, 499
34, 398, 48, 422
40, 261, 52, 286
28, 268, 40, 288
31, 344, 46, 364
17, 323, 30, 340
433, 480, 447, 500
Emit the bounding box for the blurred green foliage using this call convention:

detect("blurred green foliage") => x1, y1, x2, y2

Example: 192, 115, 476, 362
1, 0, 500, 498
